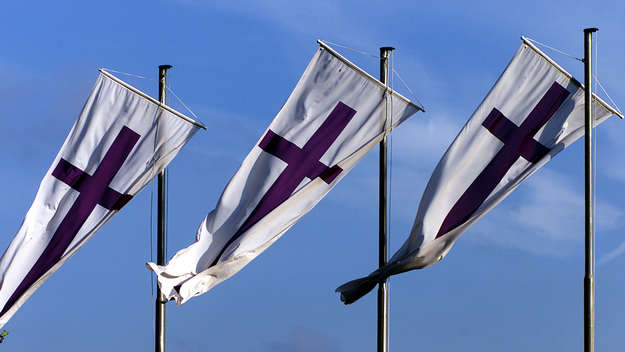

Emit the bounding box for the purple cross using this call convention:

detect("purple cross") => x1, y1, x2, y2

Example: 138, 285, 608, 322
210, 101, 357, 266
436, 81, 569, 238
1, 126, 140, 315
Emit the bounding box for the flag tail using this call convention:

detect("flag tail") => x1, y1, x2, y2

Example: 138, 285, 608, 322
336, 250, 440, 304
335, 272, 382, 305
336, 276, 378, 304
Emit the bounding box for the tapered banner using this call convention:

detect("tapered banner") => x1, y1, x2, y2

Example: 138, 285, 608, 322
337, 39, 621, 304
0, 72, 200, 327
148, 43, 422, 304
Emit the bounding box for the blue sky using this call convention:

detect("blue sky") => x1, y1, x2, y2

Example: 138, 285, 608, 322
1, 1, 624, 351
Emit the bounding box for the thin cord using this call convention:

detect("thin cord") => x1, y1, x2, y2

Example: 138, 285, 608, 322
593, 36, 623, 117
386, 50, 394, 352
318, 43, 425, 113
100, 67, 204, 124
593, 33, 598, 275
149, 175, 155, 297
590, 32, 622, 119
101, 68, 158, 82
166, 85, 202, 122
165, 168, 169, 260
391, 68, 425, 110
149, 86, 163, 341
165, 86, 170, 261
388, 51, 394, 260
594, 79, 623, 116
148, 158, 155, 343
524, 37, 583, 62
321, 40, 380, 59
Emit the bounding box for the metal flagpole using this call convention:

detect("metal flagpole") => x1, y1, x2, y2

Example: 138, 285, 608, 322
378, 46, 393, 352
155, 64, 172, 352
583, 28, 597, 352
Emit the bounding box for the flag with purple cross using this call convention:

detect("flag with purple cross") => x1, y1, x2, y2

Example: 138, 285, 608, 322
147, 43, 423, 304
337, 38, 622, 304
0, 71, 201, 327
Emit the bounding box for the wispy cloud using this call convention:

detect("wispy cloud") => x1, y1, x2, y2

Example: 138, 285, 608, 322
598, 239, 625, 267
601, 118, 625, 183
471, 168, 624, 257
264, 328, 340, 352
183, 104, 266, 161
325, 111, 460, 223
177, 0, 374, 45
392, 112, 462, 165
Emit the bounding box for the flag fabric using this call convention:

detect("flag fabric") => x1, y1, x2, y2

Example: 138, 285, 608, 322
337, 39, 621, 304
0, 71, 201, 327
147, 43, 422, 304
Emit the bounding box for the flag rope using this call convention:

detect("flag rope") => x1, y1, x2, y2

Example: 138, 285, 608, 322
150, 92, 163, 273
164, 87, 170, 261
523, 37, 583, 62
148, 89, 164, 343
594, 79, 623, 117
386, 50, 394, 352
388, 51, 394, 258
165, 168, 169, 260
592, 32, 623, 117
100, 68, 204, 125
321, 40, 380, 59
149, 177, 155, 297
319, 42, 426, 112
391, 68, 424, 110
593, 33, 598, 276
149, 173, 156, 342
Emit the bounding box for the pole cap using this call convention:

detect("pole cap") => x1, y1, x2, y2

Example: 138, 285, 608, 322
584, 27, 598, 33
159, 64, 173, 71
380, 46, 395, 52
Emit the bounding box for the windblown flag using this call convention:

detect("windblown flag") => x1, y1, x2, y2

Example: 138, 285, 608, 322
0, 71, 201, 327
147, 42, 422, 304
337, 38, 623, 304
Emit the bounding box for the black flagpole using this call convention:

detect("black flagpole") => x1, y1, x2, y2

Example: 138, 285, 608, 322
583, 28, 597, 352
378, 46, 393, 352
155, 64, 172, 352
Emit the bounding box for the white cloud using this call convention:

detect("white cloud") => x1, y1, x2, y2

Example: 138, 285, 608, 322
598, 239, 625, 267
178, 0, 375, 45
601, 118, 625, 183
264, 328, 340, 352
392, 112, 462, 165
471, 168, 624, 257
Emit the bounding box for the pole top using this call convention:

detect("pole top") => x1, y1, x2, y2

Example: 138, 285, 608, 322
159, 64, 173, 71
584, 28, 598, 33
380, 46, 395, 52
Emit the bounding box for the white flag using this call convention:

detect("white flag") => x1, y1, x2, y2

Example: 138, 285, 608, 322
147, 43, 422, 304
0, 71, 201, 327
337, 39, 622, 304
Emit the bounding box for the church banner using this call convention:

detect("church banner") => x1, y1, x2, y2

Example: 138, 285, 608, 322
337, 38, 621, 304
0, 72, 201, 327
148, 42, 422, 304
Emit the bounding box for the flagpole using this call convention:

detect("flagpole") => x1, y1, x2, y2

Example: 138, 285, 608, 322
378, 46, 393, 352
583, 28, 597, 352
155, 64, 172, 352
